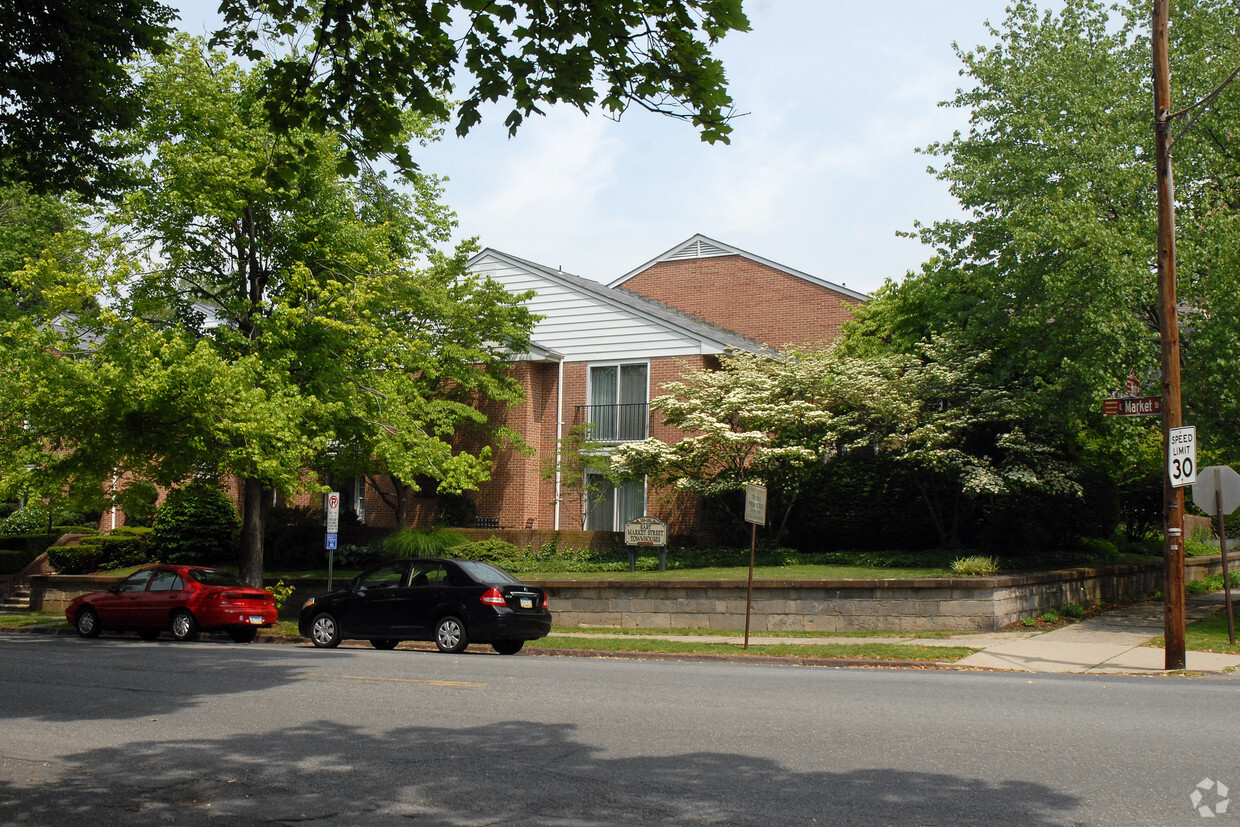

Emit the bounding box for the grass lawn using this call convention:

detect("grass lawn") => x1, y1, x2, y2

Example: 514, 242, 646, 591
555, 625, 960, 639
520, 565, 952, 580
0, 612, 63, 627
1149, 609, 1240, 655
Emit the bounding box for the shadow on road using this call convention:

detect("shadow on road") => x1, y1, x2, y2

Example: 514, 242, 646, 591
0, 718, 1082, 824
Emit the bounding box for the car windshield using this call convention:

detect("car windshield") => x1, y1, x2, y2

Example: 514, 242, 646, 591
189, 569, 243, 587
455, 560, 523, 585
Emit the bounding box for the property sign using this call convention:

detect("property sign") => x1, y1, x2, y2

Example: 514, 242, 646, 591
1102, 396, 1162, 417
326, 491, 340, 533
624, 516, 667, 547
744, 483, 767, 526
1168, 426, 1197, 488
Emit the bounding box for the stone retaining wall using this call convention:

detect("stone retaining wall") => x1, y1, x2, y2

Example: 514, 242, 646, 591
526, 557, 1224, 633
29, 557, 1226, 632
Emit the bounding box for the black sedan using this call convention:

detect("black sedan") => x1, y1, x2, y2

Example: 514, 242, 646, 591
298, 558, 552, 654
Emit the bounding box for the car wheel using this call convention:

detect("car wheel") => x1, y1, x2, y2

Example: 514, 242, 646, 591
228, 627, 258, 643
434, 615, 468, 654
309, 613, 341, 648
75, 607, 102, 638
137, 629, 160, 641
170, 609, 200, 642
492, 640, 524, 655
370, 639, 399, 650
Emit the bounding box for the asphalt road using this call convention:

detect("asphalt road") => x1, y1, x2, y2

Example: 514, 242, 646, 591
0, 634, 1236, 825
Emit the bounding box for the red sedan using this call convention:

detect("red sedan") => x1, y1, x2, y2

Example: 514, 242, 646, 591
65, 565, 278, 643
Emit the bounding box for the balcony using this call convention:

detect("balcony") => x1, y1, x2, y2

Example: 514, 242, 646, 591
574, 403, 650, 443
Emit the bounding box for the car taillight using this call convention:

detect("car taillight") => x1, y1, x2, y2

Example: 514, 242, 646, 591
542, 594, 549, 609
481, 587, 507, 606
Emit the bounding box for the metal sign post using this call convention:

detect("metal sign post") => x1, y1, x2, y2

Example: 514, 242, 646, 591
743, 484, 767, 649
326, 491, 340, 590
1193, 466, 1240, 645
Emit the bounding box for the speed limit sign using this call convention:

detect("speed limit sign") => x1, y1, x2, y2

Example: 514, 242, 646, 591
1168, 426, 1196, 488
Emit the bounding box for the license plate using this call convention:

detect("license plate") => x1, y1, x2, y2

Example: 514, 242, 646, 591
520, 598, 533, 609
249, 615, 264, 624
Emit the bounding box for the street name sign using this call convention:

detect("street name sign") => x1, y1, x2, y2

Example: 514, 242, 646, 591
1102, 396, 1162, 417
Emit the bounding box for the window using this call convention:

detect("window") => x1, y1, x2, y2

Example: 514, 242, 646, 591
586, 363, 648, 442
584, 473, 646, 531
117, 570, 155, 592
359, 563, 407, 590
149, 570, 183, 592
410, 562, 448, 586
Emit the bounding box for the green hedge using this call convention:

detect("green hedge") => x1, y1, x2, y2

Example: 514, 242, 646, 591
47, 527, 154, 574
0, 532, 70, 571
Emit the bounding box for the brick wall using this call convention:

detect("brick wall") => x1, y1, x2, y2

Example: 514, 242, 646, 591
619, 255, 863, 348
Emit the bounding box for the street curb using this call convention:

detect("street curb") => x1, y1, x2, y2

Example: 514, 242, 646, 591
0, 624, 971, 667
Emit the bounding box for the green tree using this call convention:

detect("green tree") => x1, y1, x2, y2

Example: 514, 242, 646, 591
609, 349, 834, 543
0, 38, 537, 586
0, 0, 175, 196
844, 0, 1240, 498
1, 1, 747, 195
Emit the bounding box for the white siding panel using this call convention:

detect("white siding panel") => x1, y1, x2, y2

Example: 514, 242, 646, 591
472, 253, 722, 361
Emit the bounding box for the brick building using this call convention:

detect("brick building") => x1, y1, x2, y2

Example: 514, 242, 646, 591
415, 236, 868, 535
201, 236, 867, 537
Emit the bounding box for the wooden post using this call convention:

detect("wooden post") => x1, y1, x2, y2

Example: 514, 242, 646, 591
1152, 0, 1187, 669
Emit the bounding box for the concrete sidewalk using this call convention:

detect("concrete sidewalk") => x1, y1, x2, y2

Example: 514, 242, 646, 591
953, 591, 1240, 674
551, 591, 1240, 674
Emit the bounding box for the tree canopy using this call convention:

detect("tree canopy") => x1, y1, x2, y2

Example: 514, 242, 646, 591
0, 0, 748, 195
0, 37, 537, 584
846, 0, 1240, 477
0, 0, 175, 196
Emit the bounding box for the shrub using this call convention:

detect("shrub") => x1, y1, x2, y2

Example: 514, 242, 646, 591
150, 481, 240, 564
0, 505, 54, 535
1040, 609, 1060, 623
77, 527, 155, 571
950, 555, 999, 577
1062, 604, 1086, 619
1075, 537, 1120, 561
265, 504, 327, 568
447, 537, 526, 565
330, 544, 382, 568
47, 544, 106, 575
115, 480, 160, 527
383, 526, 470, 558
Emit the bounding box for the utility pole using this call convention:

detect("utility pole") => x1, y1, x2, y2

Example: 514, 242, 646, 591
1152, 0, 1186, 670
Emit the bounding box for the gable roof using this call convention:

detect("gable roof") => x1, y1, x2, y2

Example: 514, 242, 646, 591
609, 233, 870, 303
469, 248, 766, 362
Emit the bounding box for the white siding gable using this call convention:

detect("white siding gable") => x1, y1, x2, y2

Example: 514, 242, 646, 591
471, 251, 749, 362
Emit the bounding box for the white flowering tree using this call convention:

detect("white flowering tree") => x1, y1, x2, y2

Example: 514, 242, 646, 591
608, 338, 1078, 548
823, 337, 1080, 548
608, 350, 835, 543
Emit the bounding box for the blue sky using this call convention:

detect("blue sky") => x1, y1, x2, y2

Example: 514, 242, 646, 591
172, 1, 1026, 294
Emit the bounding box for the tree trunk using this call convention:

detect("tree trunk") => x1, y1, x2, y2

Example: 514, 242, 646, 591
912, 475, 950, 548
395, 484, 409, 529
239, 476, 267, 587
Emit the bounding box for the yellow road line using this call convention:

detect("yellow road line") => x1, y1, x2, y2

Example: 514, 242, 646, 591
310, 673, 486, 688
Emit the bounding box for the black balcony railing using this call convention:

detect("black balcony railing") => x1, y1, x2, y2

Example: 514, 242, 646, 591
574, 403, 650, 442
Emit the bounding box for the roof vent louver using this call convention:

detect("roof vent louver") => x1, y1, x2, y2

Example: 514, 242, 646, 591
667, 238, 730, 261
